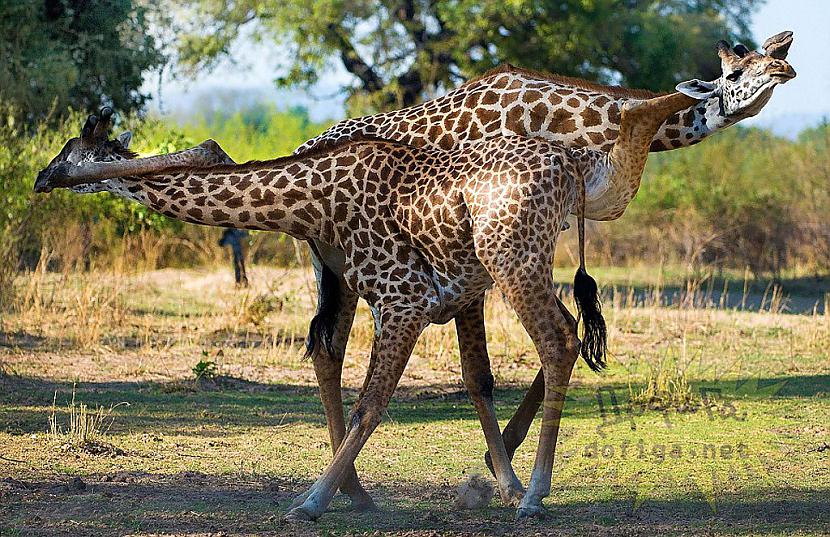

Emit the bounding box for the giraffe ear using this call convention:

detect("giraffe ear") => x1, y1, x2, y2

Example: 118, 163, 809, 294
116, 131, 132, 149
676, 79, 718, 100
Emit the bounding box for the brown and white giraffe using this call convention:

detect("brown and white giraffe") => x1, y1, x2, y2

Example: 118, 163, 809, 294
36, 66, 794, 520
34, 34, 797, 513
296, 32, 792, 494
291, 32, 797, 502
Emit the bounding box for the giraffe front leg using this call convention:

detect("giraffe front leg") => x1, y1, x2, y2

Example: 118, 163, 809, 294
486, 295, 577, 473
296, 251, 375, 512
285, 307, 429, 522
456, 296, 525, 507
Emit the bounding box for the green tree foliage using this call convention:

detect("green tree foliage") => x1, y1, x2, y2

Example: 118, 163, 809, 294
0, 0, 163, 122
175, 0, 761, 113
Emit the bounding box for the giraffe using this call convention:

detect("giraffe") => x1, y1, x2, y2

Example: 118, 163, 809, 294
35, 73, 790, 520
36, 35, 797, 512
291, 32, 798, 499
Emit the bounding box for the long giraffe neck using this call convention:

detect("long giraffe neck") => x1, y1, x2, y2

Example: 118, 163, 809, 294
579, 92, 701, 220
88, 142, 393, 244
297, 69, 732, 220
614, 93, 701, 173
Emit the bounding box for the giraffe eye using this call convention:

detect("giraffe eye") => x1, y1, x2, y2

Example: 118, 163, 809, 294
726, 69, 743, 82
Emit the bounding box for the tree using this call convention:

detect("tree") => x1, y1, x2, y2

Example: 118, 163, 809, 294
175, 0, 761, 114
0, 0, 164, 122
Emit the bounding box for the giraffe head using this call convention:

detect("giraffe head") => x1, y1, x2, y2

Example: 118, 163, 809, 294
35, 109, 234, 193
716, 31, 796, 119
35, 107, 136, 193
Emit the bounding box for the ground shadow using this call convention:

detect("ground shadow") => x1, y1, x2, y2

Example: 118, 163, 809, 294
2, 373, 827, 437
1, 471, 826, 536
0, 331, 71, 351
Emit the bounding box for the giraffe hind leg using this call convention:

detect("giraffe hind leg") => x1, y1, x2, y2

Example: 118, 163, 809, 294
485, 295, 576, 474
487, 267, 579, 519
457, 296, 524, 506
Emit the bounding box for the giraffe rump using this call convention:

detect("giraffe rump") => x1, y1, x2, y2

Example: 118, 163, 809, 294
573, 267, 607, 372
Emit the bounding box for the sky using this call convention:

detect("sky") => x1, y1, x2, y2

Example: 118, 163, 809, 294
146, 0, 830, 137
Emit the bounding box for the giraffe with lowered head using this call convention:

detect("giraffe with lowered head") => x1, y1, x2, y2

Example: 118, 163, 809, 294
36, 60, 793, 519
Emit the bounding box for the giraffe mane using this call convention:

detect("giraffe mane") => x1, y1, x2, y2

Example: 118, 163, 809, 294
464, 64, 666, 100
135, 135, 416, 177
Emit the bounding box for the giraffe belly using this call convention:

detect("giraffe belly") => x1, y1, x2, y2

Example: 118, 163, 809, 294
423, 258, 495, 324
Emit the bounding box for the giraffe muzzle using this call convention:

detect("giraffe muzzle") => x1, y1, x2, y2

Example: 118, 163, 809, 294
33, 169, 54, 193
771, 64, 797, 81
34, 161, 80, 193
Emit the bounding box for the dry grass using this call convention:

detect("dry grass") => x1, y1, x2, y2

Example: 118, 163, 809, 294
3, 263, 828, 383
11, 240, 129, 350
47, 384, 128, 455
629, 363, 697, 411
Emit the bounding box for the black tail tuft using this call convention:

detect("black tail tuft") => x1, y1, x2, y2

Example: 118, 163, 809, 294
305, 264, 341, 360
574, 266, 607, 372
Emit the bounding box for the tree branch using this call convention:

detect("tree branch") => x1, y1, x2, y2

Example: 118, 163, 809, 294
326, 23, 385, 93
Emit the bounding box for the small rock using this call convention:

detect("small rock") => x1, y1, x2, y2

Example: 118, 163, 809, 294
454, 473, 495, 510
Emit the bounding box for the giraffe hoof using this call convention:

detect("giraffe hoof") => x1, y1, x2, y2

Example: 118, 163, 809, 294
284, 506, 317, 523
349, 495, 377, 512
500, 485, 525, 507
515, 505, 546, 521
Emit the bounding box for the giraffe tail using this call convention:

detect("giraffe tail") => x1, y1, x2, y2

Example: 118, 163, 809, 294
574, 266, 607, 372
573, 164, 607, 372
304, 263, 340, 360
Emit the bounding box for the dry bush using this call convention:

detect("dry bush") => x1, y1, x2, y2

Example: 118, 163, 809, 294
240, 294, 280, 327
